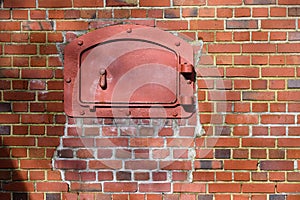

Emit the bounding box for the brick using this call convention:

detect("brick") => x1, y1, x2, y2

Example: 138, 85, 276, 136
114, 9, 130, 18
38, 0, 72, 7
195, 160, 222, 169
198, 8, 215, 17
56, 21, 88, 31
22, 69, 53, 79
251, 149, 267, 158
165, 8, 180, 18
167, 138, 194, 147
4, 0, 35, 8
209, 183, 241, 193
242, 184, 275, 193
191, 20, 224, 30
277, 184, 300, 193
289, 8, 300, 16
20, 160, 52, 169
225, 114, 258, 124
270, 7, 287, 17
140, 0, 170, 6
226, 68, 259, 77
3, 136, 35, 146
261, 115, 294, 124
55, 160, 86, 170
63, 138, 93, 147
262, 20, 295, 29
173, 183, 205, 193
278, 91, 300, 101
271, 32, 287, 41
234, 55, 250, 65
22, 21, 53, 31
30, 10, 46, 19
279, 138, 300, 147
161, 161, 192, 170
208, 44, 240, 53
260, 161, 294, 171
279, 0, 300, 4
37, 182, 68, 192
262, 67, 295, 77
224, 160, 258, 170
125, 160, 157, 170
252, 32, 268, 41
22, 114, 52, 124
208, 0, 242, 5
278, 43, 300, 53
0, 22, 20, 31
235, 8, 251, 17
193, 172, 214, 181
243, 92, 275, 101
0, 10, 10, 19
243, 44, 276, 53
288, 127, 300, 136
156, 20, 188, 30
5, 44, 36, 55
215, 149, 230, 159
130, 138, 163, 147
289, 32, 300, 41
173, 0, 205, 6
242, 138, 275, 147
74, 0, 104, 7
245, 0, 275, 4
38, 92, 63, 101
90, 160, 122, 169
230, 153, 248, 162
226, 20, 258, 29
139, 183, 171, 192
104, 182, 137, 192
0, 126, 10, 135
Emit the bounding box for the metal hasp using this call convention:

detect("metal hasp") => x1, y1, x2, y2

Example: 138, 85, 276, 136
64, 24, 196, 118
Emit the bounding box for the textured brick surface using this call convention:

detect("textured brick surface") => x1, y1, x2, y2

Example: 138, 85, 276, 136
0, 0, 299, 198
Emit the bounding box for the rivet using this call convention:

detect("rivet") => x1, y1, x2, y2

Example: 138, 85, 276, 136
127, 28, 132, 33
187, 80, 192, 84
172, 112, 178, 117
175, 41, 181, 46
126, 111, 131, 116
65, 78, 71, 83
77, 40, 83, 46
80, 111, 85, 115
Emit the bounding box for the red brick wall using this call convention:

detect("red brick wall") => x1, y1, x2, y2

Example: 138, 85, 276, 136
1, 0, 300, 199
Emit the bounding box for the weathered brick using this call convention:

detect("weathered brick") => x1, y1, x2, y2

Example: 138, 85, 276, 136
226, 20, 258, 29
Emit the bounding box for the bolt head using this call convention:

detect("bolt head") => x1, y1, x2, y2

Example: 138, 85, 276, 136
77, 40, 83, 46
65, 78, 71, 83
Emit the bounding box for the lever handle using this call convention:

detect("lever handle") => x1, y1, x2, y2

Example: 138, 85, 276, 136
99, 68, 107, 89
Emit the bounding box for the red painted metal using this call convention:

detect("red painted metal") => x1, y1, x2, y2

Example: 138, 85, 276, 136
64, 24, 195, 118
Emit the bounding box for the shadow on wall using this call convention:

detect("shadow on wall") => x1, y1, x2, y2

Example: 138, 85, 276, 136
0, 147, 28, 200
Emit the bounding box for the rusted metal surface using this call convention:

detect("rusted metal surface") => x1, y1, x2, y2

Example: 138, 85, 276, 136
64, 24, 196, 118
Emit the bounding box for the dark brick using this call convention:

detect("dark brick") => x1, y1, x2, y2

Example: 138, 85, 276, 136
215, 149, 231, 159
0, 126, 11, 135
0, 103, 11, 112
226, 20, 258, 29
289, 8, 300, 16
13, 193, 28, 200
57, 149, 73, 158
46, 193, 61, 200
244, 0, 275, 4
288, 80, 300, 89
106, 0, 138, 6
269, 194, 286, 200
198, 161, 212, 169
216, 126, 231, 136
116, 171, 132, 180
198, 195, 213, 200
